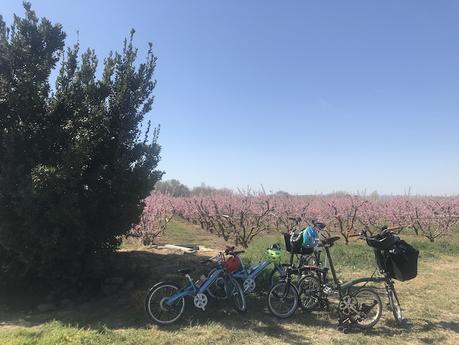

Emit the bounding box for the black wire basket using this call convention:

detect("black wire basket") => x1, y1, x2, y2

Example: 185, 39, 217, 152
283, 233, 314, 255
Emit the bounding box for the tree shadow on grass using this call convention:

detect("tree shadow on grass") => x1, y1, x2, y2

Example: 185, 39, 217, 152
0, 249, 456, 343
361, 317, 459, 339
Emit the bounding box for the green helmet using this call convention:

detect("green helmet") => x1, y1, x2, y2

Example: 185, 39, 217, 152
265, 248, 282, 263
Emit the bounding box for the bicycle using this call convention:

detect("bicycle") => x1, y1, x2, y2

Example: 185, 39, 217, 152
207, 244, 285, 298
145, 251, 246, 325
268, 219, 325, 286
265, 229, 323, 318
270, 233, 383, 331
299, 226, 414, 326
359, 225, 417, 324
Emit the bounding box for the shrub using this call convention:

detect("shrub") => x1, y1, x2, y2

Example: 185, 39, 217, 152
0, 3, 162, 285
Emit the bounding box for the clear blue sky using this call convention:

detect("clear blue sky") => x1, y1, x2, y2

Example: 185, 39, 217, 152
3, 1, 459, 195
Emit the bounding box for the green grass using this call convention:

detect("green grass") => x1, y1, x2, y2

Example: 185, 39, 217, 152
158, 219, 228, 249
241, 229, 459, 277
2, 219, 459, 345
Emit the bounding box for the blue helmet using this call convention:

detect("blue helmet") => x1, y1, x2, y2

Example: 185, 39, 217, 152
302, 226, 318, 248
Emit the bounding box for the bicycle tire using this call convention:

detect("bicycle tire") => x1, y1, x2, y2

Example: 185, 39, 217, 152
388, 286, 403, 324
341, 287, 382, 329
297, 275, 321, 311
145, 282, 186, 325
267, 281, 299, 319
225, 274, 247, 313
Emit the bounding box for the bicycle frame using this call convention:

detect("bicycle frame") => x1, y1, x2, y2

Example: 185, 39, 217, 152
322, 245, 384, 297
165, 267, 225, 305
232, 260, 272, 281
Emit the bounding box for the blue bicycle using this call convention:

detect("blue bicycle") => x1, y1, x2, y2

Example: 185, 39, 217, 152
207, 244, 286, 298
145, 252, 246, 325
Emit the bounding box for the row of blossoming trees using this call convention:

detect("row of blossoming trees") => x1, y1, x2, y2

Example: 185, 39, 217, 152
130, 192, 459, 247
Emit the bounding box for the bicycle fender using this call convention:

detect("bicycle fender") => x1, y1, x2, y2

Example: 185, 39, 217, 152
147, 281, 180, 294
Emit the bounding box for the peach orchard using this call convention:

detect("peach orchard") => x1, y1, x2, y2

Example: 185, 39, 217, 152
130, 192, 459, 247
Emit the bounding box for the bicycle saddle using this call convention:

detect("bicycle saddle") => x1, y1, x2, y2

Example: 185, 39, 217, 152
289, 216, 301, 222
314, 222, 327, 230
177, 268, 195, 275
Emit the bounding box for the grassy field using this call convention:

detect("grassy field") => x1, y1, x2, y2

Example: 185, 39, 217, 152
1, 220, 458, 344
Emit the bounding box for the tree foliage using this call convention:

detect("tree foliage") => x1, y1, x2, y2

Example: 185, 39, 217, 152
147, 193, 459, 247
155, 179, 190, 197
0, 3, 162, 284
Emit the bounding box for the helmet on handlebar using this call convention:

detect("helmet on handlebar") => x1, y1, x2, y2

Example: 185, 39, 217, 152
265, 247, 282, 263
224, 256, 241, 273
302, 226, 319, 249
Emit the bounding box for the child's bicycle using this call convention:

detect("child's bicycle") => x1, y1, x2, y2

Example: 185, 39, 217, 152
268, 233, 383, 332
145, 251, 246, 325
206, 244, 284, 298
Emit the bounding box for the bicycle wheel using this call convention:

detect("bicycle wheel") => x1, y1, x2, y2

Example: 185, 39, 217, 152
387, 286, 403, 324
145, 282, 186, 325
224, 274, 247, 313
297, 275, 321, 311
340, 287, 382, 329
267, 281, 299, 318
206, 268, 227, 300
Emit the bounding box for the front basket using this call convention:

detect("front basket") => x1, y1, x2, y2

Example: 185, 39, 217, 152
283, 233, 314, 255
386, 240, 419, 281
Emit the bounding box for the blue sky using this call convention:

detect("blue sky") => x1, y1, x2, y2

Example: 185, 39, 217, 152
2, 1, 459, 195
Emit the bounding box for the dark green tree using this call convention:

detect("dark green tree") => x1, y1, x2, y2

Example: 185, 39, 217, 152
0, 3, 162, 285
155, 179, 190, 197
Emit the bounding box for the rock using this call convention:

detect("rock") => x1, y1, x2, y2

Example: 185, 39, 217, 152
37, 303, 57, 312
175, 243, 199, 250
198, 245, 216, 252
163, 244, 196, 253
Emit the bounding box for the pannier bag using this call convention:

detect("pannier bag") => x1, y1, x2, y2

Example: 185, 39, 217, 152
283, 233, 314, 255
386, 240, 419, 281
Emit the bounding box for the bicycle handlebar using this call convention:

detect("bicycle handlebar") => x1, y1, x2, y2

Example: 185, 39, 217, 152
200, 252, 226, 264
224, 246, 245, 256
354, 225, 402, 240
288, 216, 301, 223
